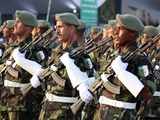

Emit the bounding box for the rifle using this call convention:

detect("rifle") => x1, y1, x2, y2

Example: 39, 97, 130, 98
43, 31, 57, 48
70, 32, 160, 115
21, 32, 112, 95
1, 27, 53, 61
19, 27, 53, 53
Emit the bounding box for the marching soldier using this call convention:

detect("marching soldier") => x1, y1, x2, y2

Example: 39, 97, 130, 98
38, 12, 95, 120
102, 19, 116, 39
89, 19, 117, 75
32, 19, 51, 39
90, 26, 102, 41
2, 20, 17, 45
0, 20, 18, 63
139, 25, 159, 60
94, 14, 156, 120
0, 10, 48, 120
145, 26, 160, 119
0, 20, 17, 115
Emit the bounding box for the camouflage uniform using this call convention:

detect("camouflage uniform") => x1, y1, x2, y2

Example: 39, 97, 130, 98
94, 14, 156, 120
145, 47, 160, 119
0, 20, 18, 119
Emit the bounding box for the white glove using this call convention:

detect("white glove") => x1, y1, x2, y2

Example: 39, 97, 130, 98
60, 52, 87, 88
111, 56, 128, 75
11, 48, 43, 76
30, 75, 40, 88
12, 47, 25, 60
59, 52, 73, 67
77, 83, 93, 104
0, 49, 3, 57
5, 60, 13, 66
111, 56, 144, 97
101, 73, 110, 82
60, 52, 96, 88
50, 64, 58, 72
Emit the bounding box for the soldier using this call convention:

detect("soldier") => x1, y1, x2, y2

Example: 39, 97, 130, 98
89, 26, 102, 41
102, 19, 116, 39
139, 25, 159, 60
89, 19, 117, 75
0, 10, 47, 120
0, 20, 18, 63
93, 14, 156, 120
2, 20, 17, 45
0, 20, 17, 111
37, 12, 95, 120
146, 27, 160, 119
32, 19, 51, 39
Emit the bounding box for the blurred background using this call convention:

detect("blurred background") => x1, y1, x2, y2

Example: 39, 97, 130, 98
0, 0, 160, 26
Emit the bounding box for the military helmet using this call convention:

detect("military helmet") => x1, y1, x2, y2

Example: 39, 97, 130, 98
116, 14, 144, 33
77, 20, 86, 30
37, 20, 50, 28
103, 19, 116, 29
156, 24, 160, 33
6, 20, 15, 29
55, 12, 80, 26
143, 25, 159, 37
90, 26, 101, 34
15, 10, 38, 27
108, 19, 116, 27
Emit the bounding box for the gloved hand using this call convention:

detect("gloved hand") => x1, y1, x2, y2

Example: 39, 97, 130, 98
11, 47, 25, 61
11, 47, 43, 76
50, 64, 58, 72
0, 49, 3, 57
77, 83, 93, 104
30, 75, 40, 88
59, 52, 73, 67
111, 56, 128, 75
5, 60, 13, 66
60, 52, 88, 88
101, 73, 109, 82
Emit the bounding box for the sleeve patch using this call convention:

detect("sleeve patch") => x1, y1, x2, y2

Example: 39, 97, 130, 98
138, 65, 149, 77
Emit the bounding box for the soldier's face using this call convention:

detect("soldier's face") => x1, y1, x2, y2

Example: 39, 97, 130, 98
140, 34, 151, 45
13, 18, 27, 36
102, 27, 115, 39
114, 25, 135, 49
56, 21, 72, 43
2, 27, 11, 38
156, 39, 160, 48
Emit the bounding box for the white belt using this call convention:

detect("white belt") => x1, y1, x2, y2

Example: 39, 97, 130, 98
153, 91, 160, 96
4, 80, 30, 88
45, 92, 78, 103
99, 96, 136, 109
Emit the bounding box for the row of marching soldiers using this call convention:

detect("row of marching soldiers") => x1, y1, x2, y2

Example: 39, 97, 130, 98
0, 10, 159, 120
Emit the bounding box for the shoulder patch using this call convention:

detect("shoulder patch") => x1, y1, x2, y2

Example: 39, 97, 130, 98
138, 65, 149, 77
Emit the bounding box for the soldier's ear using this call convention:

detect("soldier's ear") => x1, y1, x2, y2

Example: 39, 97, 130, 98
70, 25, 77, 33
11, 28, 14, 32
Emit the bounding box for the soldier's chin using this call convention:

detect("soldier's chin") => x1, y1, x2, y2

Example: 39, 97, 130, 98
57, 37, 62, 42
